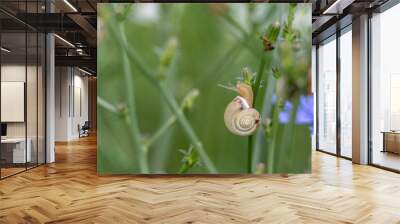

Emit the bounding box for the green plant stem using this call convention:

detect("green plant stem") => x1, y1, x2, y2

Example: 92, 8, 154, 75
251, 49, 278, 170
221, 14, 260, 58
120, 39, 150, 173
198, 42, 242, 88
97, 97, 118, 114
144, 89, 197, 149
253, 54, 267, 100
222, 13, 248, 36
108, 14, 217, 173
158, 83, 217, 173
267, 104, 280, 173
247, 136, 253, 173
98, 89, 149, 172
150, 45, 178, 171
247, 53, 267, 173
277, 96, 300, 172
252, 75, 274, 162
144, 114, 177, 149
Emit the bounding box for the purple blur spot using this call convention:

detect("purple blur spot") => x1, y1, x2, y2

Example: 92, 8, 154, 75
278, 95, 314, 133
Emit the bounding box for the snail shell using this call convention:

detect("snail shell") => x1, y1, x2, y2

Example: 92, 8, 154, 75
224, 83, 260, 136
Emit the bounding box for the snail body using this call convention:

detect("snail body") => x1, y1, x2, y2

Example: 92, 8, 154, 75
224, 83, 260, 136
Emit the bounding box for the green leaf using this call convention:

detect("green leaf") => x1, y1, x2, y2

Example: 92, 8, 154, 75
179, 145, 201, 173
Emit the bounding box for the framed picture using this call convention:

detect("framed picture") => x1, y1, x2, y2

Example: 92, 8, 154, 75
98, 3, 312, 174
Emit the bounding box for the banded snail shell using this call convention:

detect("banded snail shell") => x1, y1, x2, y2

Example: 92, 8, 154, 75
224, 96, 260, 136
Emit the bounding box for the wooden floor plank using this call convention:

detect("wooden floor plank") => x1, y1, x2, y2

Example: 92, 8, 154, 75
0, 135, 400, 223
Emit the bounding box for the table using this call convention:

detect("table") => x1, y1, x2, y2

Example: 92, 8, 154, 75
381, 131, 400, 154
1, 138, 31, 163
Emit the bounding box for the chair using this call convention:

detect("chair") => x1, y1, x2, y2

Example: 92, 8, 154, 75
79, 121, 90, 138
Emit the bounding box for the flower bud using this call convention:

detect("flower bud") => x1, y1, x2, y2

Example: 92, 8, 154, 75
242, 67, 254, 86
160, 37, 178, 68
157, 37, 178, 80
261, 21, 281, 52
181, 89, 200, 111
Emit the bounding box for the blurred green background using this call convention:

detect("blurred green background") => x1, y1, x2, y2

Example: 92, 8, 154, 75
98, 3, 312, 174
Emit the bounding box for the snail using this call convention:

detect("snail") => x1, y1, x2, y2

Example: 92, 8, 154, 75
224, 83, 260, 136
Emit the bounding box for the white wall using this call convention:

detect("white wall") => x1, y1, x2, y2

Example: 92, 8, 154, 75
1, 65, 26, 140
1, 65, 37, 138
72, 73, 89, 138
55, 67, 69, 141
1, 65, 25, 81
1, 64, 46, 164
55, 67, 89, 141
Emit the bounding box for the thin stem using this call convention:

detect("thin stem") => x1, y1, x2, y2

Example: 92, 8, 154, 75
251, 74, 275, 168
144, 115, 177, 149
277, 96, 300, 172
220, 13, 260, 58
222, 13, 248, 36
144, 89, 198, 149
217, 84, 237, 92
97, 97, 118, 114
151, 39, 179, 172
253, 54, 267, 101
247, 136, 253, 173
120, 24, 149, 173
158, 83, 218, 173
198, 43, 242, 88
251, 50, 278, 169
98, 83, 149, 172
108, 12, 217, 173
267, 104, 280, 173
247, 53, 267, 173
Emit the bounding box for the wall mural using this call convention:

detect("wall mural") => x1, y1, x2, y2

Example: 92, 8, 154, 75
98, 3, 312, 174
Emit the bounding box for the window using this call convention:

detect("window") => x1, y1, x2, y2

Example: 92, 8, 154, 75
339, 28, 352, 158
371, 4, 400, 171
317, 36, 337, 154
0, 2, 46, 179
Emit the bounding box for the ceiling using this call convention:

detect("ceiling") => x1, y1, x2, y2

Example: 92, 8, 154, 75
0, 0, 395, 74
311, 0, 390, 43
0, 0, 99, 74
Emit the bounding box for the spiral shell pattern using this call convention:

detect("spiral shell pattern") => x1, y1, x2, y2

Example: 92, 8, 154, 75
224, 101, 260, 136
224, 83, 260, 136
236, 114, 256, 130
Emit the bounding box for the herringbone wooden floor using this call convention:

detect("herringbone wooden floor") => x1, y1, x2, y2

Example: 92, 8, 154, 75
1, 135, 400, 224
